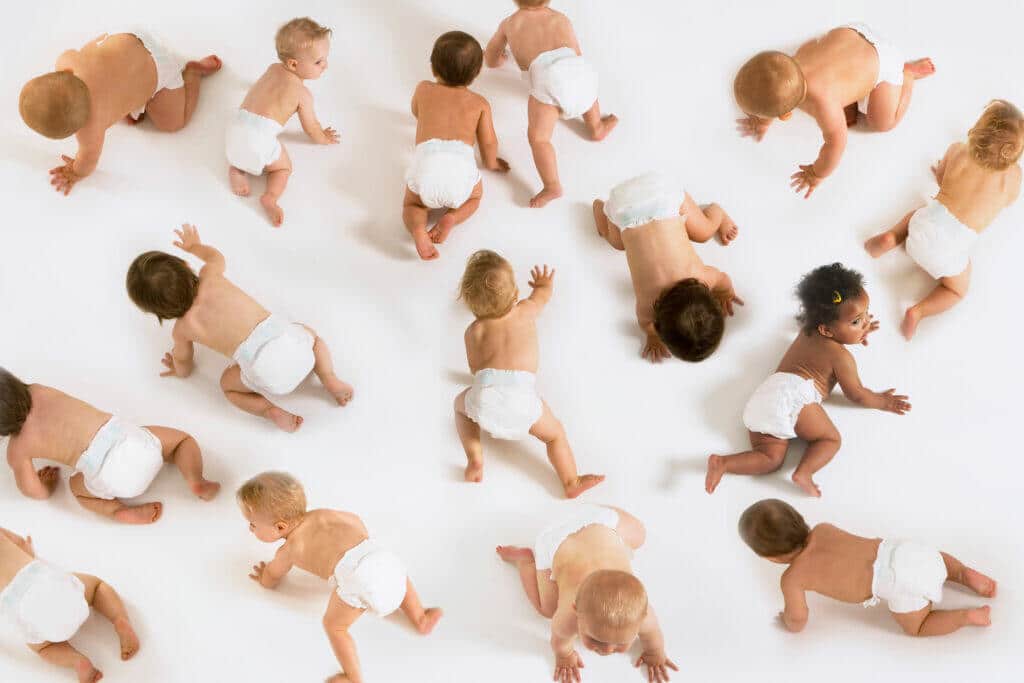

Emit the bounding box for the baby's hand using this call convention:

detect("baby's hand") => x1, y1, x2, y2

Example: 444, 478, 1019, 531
322, 127, 340, 144
18, 534, 35, 556
860, 318, 880, 345
529, 265, 555, 289
173, 224, 202, 253
642, 333, 671, 363
791, 164, 822, 199
49, 155, 80, 196
714, 289, 744, 317
553, 650, 584, 683
38, 466, 60, 496
879, 389, 911, 415
931, 162, 942, 184
159, 352, 179, 378
249, 561, 268, 584
735, 115, 770, 142
635, 651, 679, 683
488, 157, 511, 173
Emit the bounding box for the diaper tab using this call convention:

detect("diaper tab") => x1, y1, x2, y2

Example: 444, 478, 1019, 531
233, 316, 289, 368
76, 417, 125, 480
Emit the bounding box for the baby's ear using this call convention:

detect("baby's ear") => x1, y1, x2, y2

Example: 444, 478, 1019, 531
286, 58, 298, 71
275, 521, 288, 533
816, 323, 833, 339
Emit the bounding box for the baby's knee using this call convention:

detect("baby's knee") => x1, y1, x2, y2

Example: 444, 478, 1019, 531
68, 472, 88, 496
219, 366, 240, 392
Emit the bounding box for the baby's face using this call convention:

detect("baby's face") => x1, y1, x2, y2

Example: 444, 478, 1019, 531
825, 292, 872, 345
291, 39, 330, 80
576, 616, 637, 656
244, 510, 284, 542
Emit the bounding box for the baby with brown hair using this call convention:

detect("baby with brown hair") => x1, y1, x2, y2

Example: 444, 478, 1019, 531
591, 173, 742, 363
404, 31, 510, 260
497, 504, 677, 682
734, 24, 934, 198
1, 367, 218, 525
453, 250, 603, 498
740, 499, 996, 637
484, 0, 618, 208
126, 224, 353, 432
226, 17, 338, 227
238, 472, 442, 683
865, 100, 1023, 339
20, 30, 221, 195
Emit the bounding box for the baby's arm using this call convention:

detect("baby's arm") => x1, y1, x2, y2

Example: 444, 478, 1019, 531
249, 544, 294, 590
524, 265, 555, 312
0, 527, 35, 556
49, 127, 105, 195
160, 323, 195, 379
7, 451, 58, 500
477, 101, 509, 172
635, 607, 679, 681
550, 607, 583, 683
297, 88, 339, 144
833, 349, 910, 414
793, 107, 848, 198
704, 267, 744, 317
779, 569, 809, 632
637, 301, 670, 363
483, 21, 509, 68
173, 224, 225, 274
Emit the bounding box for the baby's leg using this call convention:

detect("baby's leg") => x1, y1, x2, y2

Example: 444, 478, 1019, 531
891, 603, 991, 637
146, 426, 219, 500
705, 432, 789, 494
581, 100, 618, 142
219, 365, 302, 433
69, 473, 163, 525
260, 145, 292, 228
228, 166, 250, 197
529, 401, 604, 498
30, 642, 102, 683
865, 209, 915, 257
527, 97, 563, 208
608, 506, 646, 550
791, 404, 842, 497
592, 199, 625, 250
864, 59, 934, 132
941, 551, 997, 597
322, 593, 365, 683
681, 194, 738, 245
902, 265, 971, 340
429, 181, 483, 245
454, 390, 484, 482
402, 188, 439, 260
298, 326, 354, 406
495, 546, 557, 618
398, 579, 443, 635
76, 574, 139, 660
144, 56, 222, 132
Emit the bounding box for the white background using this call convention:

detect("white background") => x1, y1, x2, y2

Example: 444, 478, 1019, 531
1, 1, 1021, 681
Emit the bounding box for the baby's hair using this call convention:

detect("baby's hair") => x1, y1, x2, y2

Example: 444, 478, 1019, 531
739, 499, 810, 557
0, 368, 32, 437
236, 471, 307, 522
459, 250, 518, 319
734, 51, 805, 119
126, 251, 200, 323
653, 279, 724, 362
515, 0, 551, 7
19, 72, 91, 139
968, 99, 1024, 171
276, 17, 333, 62
795, 263, 865, 335
431, 31, 484, 87
576, 570, 648, 631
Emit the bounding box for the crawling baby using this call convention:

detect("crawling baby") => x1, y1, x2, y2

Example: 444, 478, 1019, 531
20, 29, 220, 195
126, 224, 354, 432
740, 499, 995, 636
1, 367, 218, 524
735, 24, 934, 197
226, 17, 339, 226
0, 528, 139, 682
239, 472, 442, 683
497, 504, 677, 682
592, 172, 741, 363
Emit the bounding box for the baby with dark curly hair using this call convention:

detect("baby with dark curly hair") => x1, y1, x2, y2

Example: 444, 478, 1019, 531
706, 263, 910, 497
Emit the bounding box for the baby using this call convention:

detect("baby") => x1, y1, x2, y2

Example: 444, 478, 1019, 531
404, 31, 510, 261
865, 100, 1023, 339
484, 0, 618, 208
740, 499, 996, 636
705, 264, 910, 497
1, 367, 218, 524
20, 30, 221, 195
0, 529, 139, 682
226, 17, 339, 227
734, 24, 934, 198
238, 472, 442, 683
453, 251, 603, 498
497, 504, 676, 682
592, 172, 742, 363
126, 224, 354, 432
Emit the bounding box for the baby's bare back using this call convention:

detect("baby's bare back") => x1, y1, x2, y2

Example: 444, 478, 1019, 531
552, 525, 633, 603
413, 82, 484, 146
0, 534, 34, 589
790, 524, 879, 604
7, 385, 110, 469
176, 274, 270, 358
465, 304, 540, 373
622, 219, 706, 324
284, 509, 368, 580
937, 143, 1022, 230
797, 27, 879, 110
776, 334, 842, 397
503, 8, 578, 69
240, 64, 305, 126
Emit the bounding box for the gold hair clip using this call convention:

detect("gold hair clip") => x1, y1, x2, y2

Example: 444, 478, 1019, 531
832, 291, 843, 304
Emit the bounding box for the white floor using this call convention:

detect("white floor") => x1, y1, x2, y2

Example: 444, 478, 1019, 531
2, 1, 1022, 681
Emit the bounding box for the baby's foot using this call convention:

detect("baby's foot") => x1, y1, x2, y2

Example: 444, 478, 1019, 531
429, 212, 459, 245
592, 199, 606, 235
966, 605, 991, 627
185, 55, 222, 76
416, 607, 443, 635
464, 460, 483, 483
190, 479, 221, 501
962, 568, 997, 597
496, 545, 534, 564
904, 58, 935, 79
718, 218, 739, 245
114, 616, 140, 660
265, 407, 303, 433
260, 194, 284, 227
322, 376, 354, 406
413, 231, 439, 260
791, 472, 821, 498
590, 114, 619, 142
113, 502, 163, 525
901, 307, 922, 340
75, 658, 103, 683
123, 113, 143, 126
564, 474, 605, 499
530, 185, 563, 209
705, 454, 727, 494
229, 167, 250, 197
325, 675, 353, 683
864, 231, 897, 258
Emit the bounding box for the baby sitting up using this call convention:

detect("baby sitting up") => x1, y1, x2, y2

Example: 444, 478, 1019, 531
497, 504, 676, 682
20, 29, 220, 195
226, 17, 339, 227
0, 528, 138, 682
238, 472, 442, 683
484, 0, 618, 208
706, 264, 910, 497
592, 172, 741, 363
740, 499, 995, 636
404, 31, 510, 260
1, 367, 218, 524
454, 251, 603, 498
734, 24, 934, 198
126, 224, 354, 432
866, 100, 1023, 339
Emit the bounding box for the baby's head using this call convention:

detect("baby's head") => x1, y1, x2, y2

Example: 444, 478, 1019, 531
796, 263, 870, 344
459, 250, 519, 319
653, 279, 725, 362
19, 71, 91, 139
126, 251, 200, 323
968, 99, 1024, 171
0, 368, 32, 437
739, 498, 810, 563
237, 471, 307, 542
734, 51, 806, 121
574, 570, 648, 655
431, 31, 483, 87
276, 17, 332, 80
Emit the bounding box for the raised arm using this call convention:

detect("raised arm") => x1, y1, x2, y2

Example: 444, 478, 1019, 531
525, 265, 555, 311
483, 22, 509, 68
7, 451, 57, 500
833, 348, 910, 414
249, 544, 294, 590
792, 107, 849, 198
476, 102, 509, 173
49, 126, 105, 195
635, 607, 679, 681
173, 223, 225, 275
296, 87, 339, 145
779, 570, 809, 632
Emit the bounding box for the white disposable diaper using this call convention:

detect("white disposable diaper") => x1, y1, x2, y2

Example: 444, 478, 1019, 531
77, 417, 164, 500
0, 561, 89, 644
603, 172, 684, 230
526, 47, 599, 120
845, 23, 906, 114
232, 315, 315, 396
110, 28, 186, 120
864, 539, 946, 613
742, 373, 823, 440
534, 504, 622, 579
330, 539, 408, 615
405, 139, 481, 210
464, 369, 544, 440
905, 198, 977, 279
226, 109, 284, 176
